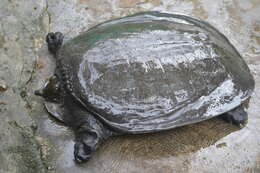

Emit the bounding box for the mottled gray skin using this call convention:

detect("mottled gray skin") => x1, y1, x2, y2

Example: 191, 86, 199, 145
35, 12, 255, 163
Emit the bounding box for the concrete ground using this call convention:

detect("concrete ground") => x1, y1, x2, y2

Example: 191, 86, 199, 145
0, 0, 259, 173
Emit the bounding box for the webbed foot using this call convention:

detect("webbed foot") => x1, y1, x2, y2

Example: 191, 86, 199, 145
220, 105, 248, 128
74, 130, 100, 163
46, 32, 64, 55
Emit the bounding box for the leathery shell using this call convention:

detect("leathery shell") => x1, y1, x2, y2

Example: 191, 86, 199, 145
58, 12, 254, 133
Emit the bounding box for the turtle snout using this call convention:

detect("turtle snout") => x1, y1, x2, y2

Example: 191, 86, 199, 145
34, 89, 44, 97
34, 86, 62, 103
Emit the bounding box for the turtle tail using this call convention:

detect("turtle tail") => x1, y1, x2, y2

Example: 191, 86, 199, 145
46, 32, 64, 56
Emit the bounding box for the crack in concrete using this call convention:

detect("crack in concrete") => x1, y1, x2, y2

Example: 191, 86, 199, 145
2, 1, 53, 171
18, 22, 39, 110
44, 0, 51, 33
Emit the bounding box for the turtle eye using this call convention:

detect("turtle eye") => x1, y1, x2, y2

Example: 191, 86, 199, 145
50, 76, 60, 91
49, 75, 59, 83
48, 75, 61, 94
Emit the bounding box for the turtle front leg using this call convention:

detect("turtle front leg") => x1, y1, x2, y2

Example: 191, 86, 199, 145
220, 105, 248, 128
46, 32, 64, 55
74, 114, 112, 163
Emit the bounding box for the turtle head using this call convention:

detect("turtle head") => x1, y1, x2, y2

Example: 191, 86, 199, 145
35, 75, 62, 102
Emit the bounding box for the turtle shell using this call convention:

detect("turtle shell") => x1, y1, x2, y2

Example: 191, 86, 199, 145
58, 12, 254, 133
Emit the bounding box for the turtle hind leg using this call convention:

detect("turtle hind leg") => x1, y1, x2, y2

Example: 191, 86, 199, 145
73, 114, 113, 163
220, 105, 248, 128
46, 32, 64, 55
74, 130, 99, 163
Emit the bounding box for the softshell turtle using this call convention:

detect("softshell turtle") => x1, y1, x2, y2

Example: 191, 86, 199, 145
35, 12, 255, 163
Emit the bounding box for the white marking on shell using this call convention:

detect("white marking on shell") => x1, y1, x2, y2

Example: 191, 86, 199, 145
193, 78, 243, 117
148, 15, 193, 25
174, 89, 188, 102
78, 58, 89, 93
154, 58, 165, 73
88, 63, 102, 84
83, 30, 216, 73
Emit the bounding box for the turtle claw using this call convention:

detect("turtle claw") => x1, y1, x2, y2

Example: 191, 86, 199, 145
220, 105, 248, 128
74, 142, 92, 163
74, 130, 100, 163
238, 120, 248, 129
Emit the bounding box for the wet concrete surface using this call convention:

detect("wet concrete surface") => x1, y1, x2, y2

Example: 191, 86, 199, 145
0, 0, 259, 173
